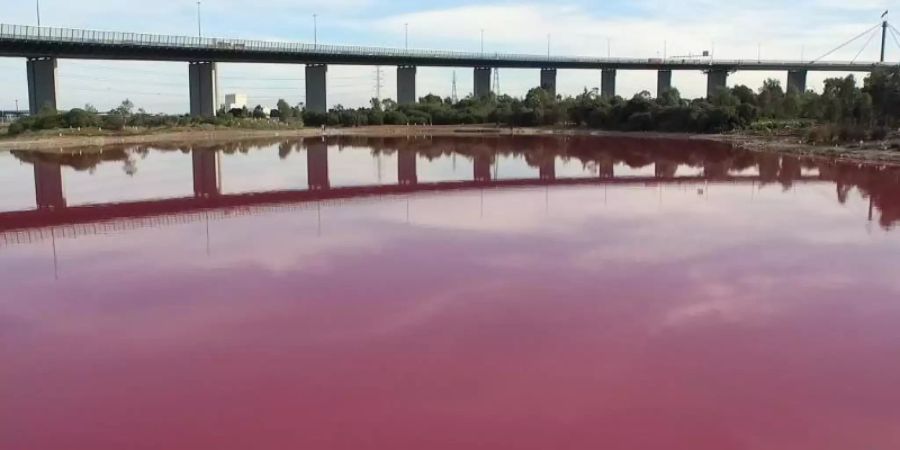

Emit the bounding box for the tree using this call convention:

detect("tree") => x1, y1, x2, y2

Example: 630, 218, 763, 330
114, 99, 135, 116
276, 99, 293, 122
758, 79, 785, 118
252, 105, 267, 119
657, 87, 683, 107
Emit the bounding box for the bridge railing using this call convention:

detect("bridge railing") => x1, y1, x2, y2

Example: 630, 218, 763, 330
0, 23, 886, 68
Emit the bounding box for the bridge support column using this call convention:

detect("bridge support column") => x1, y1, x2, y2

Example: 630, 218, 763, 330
398, 149, 418, 185
306, 64, 328, 113
598, 160, 615, 178
758, 154, 781, 182
474, 67, 492, 98
189, 62, 218, 118
397, 66, 417, 105
787, 70, 808, 94
601, 69, 617, 98
540, 68, 557, 97
27, 57, 58, 114
307, 139, 330, 190
192, 150, 221, 198
474, 155, 492, 182
703, 160, 729, 179
539, 159, 556, 180
657, 70, 673, 97
706, 70, 729, 98
655, 161, 677, 179
34, 160, 65, 210
779, 156, 802, 185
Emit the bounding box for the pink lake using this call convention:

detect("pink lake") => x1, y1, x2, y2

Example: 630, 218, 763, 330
2, 135, 900, 450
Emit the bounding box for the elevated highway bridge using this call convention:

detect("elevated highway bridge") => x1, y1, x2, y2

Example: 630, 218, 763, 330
2, 21, 898, 115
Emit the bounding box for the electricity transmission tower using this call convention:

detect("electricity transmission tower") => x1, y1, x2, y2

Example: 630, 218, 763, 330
451, 71, 458, 103
492, 68, 501, 95
374, 66, 384, 101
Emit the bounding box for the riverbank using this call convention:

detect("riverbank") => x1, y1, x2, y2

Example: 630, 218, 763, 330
3, 125, 900, 165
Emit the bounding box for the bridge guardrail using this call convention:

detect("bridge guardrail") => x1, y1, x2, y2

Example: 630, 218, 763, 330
0, 23, 887, 68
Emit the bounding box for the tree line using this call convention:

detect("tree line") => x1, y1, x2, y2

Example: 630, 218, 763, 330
8, 67, 900, 143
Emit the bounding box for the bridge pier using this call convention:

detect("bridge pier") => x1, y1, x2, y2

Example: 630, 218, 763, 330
601, 69, 617, 98
655, 161, 677, 179
703, 160, 729, 179
474, 67, 492, 98
787, 70, 808, 94
474, 155, 492, 182
657, 70, 673, 97
306, 64, 328, 113
758, 154, 781, 182
539, 159, 556, 180
779, 156, 802, 184
307, 139, 330, 190
397, 66, 417, 105
706, 70, 729, 98
34, 160, 66, 210
540, 68, 557, 97
598, 160, 615, 178
398, 149, 418, 185
27, 57, 58, 114
192, 150, 221, 198
188, 62, 218, 118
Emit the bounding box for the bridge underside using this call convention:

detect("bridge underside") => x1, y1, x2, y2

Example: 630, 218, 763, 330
0, 37, 887, 71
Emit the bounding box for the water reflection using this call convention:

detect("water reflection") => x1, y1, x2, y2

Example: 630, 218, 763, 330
3, 135, 900, 450
2, 135, 900, 238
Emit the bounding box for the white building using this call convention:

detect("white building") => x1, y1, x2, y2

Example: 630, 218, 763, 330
224, 93, 248, 111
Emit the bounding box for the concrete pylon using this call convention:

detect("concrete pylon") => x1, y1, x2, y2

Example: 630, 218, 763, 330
397, 66, 417, 105
188, 62, 218, 118
539, 159, 556, 180
655, 161, 677, 179
307, 139, 330, 190
601, 69, 617, 98
540, 68, 557, 97
27, 57, 58, 114
787, 70, 808, 94
474, 67, 492, 98
305, 64, 328, 113
191, 150, 221, 198
706, 70, 729, 98
398, 149, 418, 185
33, 160, 65, 210
474, 155, 492, 182
657, 70, 673, 97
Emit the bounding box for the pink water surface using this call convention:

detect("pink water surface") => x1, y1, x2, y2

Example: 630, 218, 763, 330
2, 136, 900, 450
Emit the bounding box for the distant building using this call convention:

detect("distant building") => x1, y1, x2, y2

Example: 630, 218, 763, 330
224, 93, 248, 111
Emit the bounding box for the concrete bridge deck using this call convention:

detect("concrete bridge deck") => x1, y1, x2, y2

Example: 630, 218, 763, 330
0, 174, 824, 245
0, 24, 890, 71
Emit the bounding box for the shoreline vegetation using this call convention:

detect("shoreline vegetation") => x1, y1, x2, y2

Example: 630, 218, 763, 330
5, 68, 900, 165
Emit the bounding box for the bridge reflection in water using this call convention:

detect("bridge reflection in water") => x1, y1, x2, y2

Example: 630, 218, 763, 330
3, 135, 900, 245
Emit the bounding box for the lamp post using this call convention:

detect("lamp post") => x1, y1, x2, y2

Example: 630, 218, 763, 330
547, 34, 551, 59
36, 0, 41, 26
313, 14, 318, 47
481, 29, 485, 55
405, 23, 409, 49
196, 1, 202, 38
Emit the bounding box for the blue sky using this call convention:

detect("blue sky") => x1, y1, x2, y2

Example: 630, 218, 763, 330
0, 0, 894, 112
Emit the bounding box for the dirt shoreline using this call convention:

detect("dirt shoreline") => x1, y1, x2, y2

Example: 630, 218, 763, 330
2, 125, 899, 165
